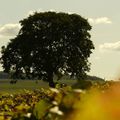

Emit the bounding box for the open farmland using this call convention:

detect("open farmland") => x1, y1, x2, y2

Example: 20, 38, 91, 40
0, 79, 77, 93
0, 79, 48, 93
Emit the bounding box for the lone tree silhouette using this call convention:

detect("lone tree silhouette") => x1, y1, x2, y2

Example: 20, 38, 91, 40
0, 12, 94, 87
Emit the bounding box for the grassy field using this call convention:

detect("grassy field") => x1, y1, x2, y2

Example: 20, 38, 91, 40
0, 79, 47, 93
0, 79, 77, 93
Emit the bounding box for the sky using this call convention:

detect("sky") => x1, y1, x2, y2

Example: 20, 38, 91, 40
0, 0, 120, 80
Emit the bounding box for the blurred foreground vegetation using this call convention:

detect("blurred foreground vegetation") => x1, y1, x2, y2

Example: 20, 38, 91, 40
0, 80, 120, 120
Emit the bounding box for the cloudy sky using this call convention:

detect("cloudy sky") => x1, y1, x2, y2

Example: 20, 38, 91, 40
0, 0, 120, 80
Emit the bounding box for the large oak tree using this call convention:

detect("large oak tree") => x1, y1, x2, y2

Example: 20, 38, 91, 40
0, 12, 94, 87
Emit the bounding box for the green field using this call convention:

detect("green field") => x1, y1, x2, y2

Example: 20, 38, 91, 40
0, 79, 77, 93
0, 79, 47, 93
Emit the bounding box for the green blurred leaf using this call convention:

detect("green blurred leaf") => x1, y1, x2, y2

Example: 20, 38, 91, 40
15, 104, 30, 112
33, 99, 52, 119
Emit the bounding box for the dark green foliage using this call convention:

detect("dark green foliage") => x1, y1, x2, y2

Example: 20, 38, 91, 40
0, 12, 94, 86
72, 80, 93, 89
86, 75, 105, 81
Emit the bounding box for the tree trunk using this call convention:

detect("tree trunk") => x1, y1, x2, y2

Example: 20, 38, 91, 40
48, 72, 55, 88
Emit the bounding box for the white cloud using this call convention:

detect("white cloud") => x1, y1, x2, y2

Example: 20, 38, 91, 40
99, 41, 120, 52
27, 10, 35, 16
49, 9, 56, 12
0, 24, 21, 37
27, 9, 61, 16
88, 17, 112, 24
27, 9, 44, 16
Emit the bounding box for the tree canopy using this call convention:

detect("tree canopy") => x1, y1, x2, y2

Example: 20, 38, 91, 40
0, 11, 94, 87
